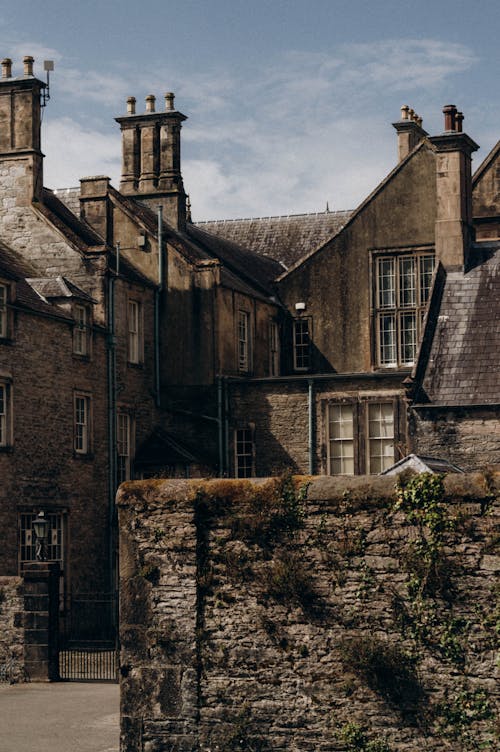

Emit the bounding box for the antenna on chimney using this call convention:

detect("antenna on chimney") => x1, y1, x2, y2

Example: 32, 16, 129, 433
41, 60, 54, 107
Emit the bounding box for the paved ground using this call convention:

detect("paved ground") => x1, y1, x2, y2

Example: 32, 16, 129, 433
0, 681, 119, 752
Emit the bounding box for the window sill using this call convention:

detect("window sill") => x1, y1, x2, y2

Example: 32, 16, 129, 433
127, 361, 144, 370
73, 451, 95, 461
72, 353, 91, 362
0, 444, 13, 453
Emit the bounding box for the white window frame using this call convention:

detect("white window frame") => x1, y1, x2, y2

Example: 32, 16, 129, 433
327, 403, 355, 475
128, 299, 143, 365
326, 398, 397, 476
269, 319, 280, 376
237, 310, 251, 373
293, 317, 311, 371
74, 393, 91, 455
0, 381, 12, 448
73, 303, 90, 356
374, 251, 435, 368
367, 401, 395, 474
117, 412, 132, 484
234, 426, 254, 478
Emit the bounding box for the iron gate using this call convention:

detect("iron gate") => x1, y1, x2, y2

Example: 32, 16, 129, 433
59, 592, 118, 682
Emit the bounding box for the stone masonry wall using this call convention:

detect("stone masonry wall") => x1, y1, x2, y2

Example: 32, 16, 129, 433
0, 576, 24, 682
118, 472, 500, 752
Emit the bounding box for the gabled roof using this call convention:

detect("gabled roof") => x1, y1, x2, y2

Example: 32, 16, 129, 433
36, 188, 105, 253
26, 276, 96, 303
472, 140, 500, 187
0, 241, 71, 321
278, 139, 434, 281
196, 210, 352, 269
134, 427, 199, 467
380, 453, 464, 476
417, 245, 500, 406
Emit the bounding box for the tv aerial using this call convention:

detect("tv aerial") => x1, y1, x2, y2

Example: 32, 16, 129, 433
41, 60, 54, 107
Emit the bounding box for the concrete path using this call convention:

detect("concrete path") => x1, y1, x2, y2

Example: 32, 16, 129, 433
0, 682, 119, 752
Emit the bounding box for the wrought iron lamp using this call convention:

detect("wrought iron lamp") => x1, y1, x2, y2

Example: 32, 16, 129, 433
33, 511, 48, 562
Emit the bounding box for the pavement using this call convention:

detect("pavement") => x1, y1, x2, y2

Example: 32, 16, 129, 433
0, 681, 119, 752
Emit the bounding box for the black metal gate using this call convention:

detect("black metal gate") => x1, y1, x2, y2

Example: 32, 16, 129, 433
59, 592, 118, 682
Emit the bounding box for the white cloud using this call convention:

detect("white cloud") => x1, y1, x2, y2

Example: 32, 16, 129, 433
42, 117, 121, 189
5, 35, 478, 220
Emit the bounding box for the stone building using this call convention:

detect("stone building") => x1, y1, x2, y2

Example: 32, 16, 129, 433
0, 54, 498, 631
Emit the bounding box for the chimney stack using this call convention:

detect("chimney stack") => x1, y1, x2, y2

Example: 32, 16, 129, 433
116, 91, 187, 230
0, 56, 46, 202
430, 106, 479, 270
392, 105, 428, 162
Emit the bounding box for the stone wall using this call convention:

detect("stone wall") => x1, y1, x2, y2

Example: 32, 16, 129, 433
0, 576, 24, 682
118, 472, 500, 751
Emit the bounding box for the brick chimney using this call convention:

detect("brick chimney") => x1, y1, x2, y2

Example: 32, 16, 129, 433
430, 105, 479, 270
0, 56, 46, 202
392, 105, 428, 162
115, 92, 187, 230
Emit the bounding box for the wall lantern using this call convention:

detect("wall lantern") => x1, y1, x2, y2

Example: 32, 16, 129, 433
33, 511, 48, 562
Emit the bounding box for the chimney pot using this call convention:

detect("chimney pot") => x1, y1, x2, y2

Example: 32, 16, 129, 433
145, 94, 156, 113
456, 111, 464, 133
408, 108, 415, 121
401, 105, 409, 121
126, 96, 136, 115
443, 104, 457, 132
165, 92, 175, 111
417, 116, 423, 128
23, 55, 34, 76
1, 58, 12, 78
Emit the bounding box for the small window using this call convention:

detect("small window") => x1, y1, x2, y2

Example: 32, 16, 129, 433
128, 300, 143, 364
235, 427, 254, 478
0, 283, 9, 339
73, 304, 90, 356
0, 382, 12, 447
237, 310, 251, 373
269, 320, 280, 376
293, 317, 310, 371
74, 394, 91, 454
117, 412, 132, 484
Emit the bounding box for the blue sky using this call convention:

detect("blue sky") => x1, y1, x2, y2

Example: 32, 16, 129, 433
1, 0, 499, 219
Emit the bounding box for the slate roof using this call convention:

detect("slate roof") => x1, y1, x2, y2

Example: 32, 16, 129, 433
134, 427, 199, 467
36, 188, 105, 252
380, 454, 464, 476
26, 276, 96, 303
420, 245, 500, 405
196, 210, 352, 269
0, 242, 71, 321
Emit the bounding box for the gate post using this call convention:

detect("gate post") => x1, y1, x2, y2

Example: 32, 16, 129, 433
23, 562, 60, 681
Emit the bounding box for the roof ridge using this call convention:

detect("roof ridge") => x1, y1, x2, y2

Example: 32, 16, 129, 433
196, 209, 353, 224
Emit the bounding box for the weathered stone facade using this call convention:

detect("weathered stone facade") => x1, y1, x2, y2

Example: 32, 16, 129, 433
118, 473, 500, 751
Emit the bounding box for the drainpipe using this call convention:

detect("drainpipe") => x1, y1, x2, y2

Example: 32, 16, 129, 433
155, 206, 163, 408
308, 378, 315, 475
224, 377, 230, 475
107, 247, 118, 593
217, 375, 224, 477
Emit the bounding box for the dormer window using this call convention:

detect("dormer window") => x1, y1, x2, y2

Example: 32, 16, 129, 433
73, 303, 91, 357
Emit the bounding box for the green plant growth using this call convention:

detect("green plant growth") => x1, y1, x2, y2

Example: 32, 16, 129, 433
340, 635, 424, 711
338, 722, 393, 752
266, 550, 324, 618
434, 685, 496, 749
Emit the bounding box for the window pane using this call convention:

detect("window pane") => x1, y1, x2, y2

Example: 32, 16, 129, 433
328, 404, 354, 475
0, 384, 5, 445
238, 311, 249, 372
419, 255, 435, 304
377, 258, 395, 308
368, 403, 394, 473
378, 314, 396, 365
293, 319, 310, 370
235, 428, 253, 477
128, 301, 140, 363
399, 312, 417, 365
75, 396, 88, 453
399, 257, 416, 307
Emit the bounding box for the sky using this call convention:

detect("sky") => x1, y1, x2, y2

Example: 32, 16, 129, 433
1, 0, 499, 220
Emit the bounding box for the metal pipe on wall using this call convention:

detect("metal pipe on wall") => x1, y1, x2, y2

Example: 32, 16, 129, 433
308, 378, 315, 475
